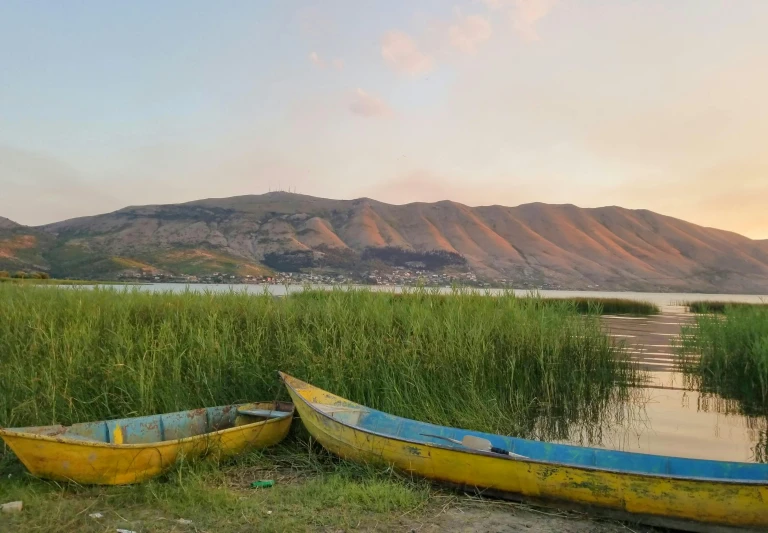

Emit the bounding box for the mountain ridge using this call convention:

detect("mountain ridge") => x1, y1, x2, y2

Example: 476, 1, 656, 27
0, 216, 21, 230
3, 192, 768, 293
0, 217, 53, 272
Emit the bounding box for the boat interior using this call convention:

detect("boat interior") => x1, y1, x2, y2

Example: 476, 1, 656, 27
5, 401, 293, 445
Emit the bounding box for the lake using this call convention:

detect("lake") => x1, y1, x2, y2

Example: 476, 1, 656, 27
127, 282, 767, 307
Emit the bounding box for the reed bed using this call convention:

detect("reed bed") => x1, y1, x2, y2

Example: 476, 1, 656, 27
684, 300, 768, 314
0, 285, 640, 449
677, 306, 768, 415
547, 297, 659, 316
387, 292, 659, 315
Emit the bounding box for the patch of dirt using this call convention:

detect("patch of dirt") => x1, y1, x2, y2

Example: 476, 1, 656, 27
0, 235, 38, 258
165, 249, 219, 261
391, 500, 659, 533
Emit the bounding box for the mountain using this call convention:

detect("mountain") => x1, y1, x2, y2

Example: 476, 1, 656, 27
3, 192, 768, 292
0, 216, 20, 230
0, 218, 54, 273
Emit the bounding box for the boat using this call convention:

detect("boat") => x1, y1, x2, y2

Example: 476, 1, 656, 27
0, 401, 294, 485
279, 372, 768, 533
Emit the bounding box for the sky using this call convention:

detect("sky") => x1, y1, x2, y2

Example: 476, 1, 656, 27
1, 1, 767, 239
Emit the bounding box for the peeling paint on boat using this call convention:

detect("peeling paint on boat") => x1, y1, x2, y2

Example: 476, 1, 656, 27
0, 401, 294, 485
280, 372, 768, 533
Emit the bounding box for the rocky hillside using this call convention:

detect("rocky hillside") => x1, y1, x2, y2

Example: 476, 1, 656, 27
0, 218, 54, 272
3, 192, 768, 292
0, 216, 21, 230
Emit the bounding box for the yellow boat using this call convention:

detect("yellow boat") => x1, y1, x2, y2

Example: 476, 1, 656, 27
280, 372, 768, 533
0, 401, 294, 485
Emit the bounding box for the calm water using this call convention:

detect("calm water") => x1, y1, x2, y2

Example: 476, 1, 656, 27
573, 307, 766, 464
90, 283, 768, 463
129, 282, 768, 307
577, 370, 766, 463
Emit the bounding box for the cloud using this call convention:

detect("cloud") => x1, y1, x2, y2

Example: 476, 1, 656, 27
309, 52, 344, 72
478, 0, 556, 40
349, 89, 392, 118
449, 14, 493, 53
511, 0, 556, 41
309, 51, 325, 68
381, 31, 433, 75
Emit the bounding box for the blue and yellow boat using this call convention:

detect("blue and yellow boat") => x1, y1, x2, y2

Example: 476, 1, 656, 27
0, 401, 294, 485
280, 372, 768, 533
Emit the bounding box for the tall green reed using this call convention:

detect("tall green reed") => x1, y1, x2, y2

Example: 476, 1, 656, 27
0, 285, 640, 446
677, 306, 768, 415
685, 300, 768, 314
550, 297, 659, 316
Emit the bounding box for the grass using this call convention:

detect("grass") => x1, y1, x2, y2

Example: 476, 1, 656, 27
684, 300, 768, 314
545, 297, 659, 316
390, 292, 660, 315
0, 442, 639, 532
0, 440, 433, 533
677, 306, 768, 416
0, 284, 640, 444
677, 305, 768, 463
0, 285, 647, 531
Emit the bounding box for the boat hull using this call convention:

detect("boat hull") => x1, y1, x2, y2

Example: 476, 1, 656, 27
280, 373, 768, 533
0, 401, 294, 485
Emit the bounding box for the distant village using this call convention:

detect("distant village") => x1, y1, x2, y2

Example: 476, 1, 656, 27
118, 267, 566, 289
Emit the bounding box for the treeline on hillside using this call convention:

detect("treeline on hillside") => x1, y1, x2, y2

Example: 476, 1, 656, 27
262, 246, 467, 273
361, 247, 467, 270
262, 251, 315, 271
0, 270, 50, 279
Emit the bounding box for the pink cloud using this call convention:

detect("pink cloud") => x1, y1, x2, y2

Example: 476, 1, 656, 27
332, 58, 345, 71
449, 14, 493, 53
511, 0, 557, 41
309, 51, 325, 68
381, 31, 433, 75
478, 0, 556, 40
349, 89, 392, 118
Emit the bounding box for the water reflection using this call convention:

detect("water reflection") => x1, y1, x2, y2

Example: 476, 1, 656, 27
692, 391, 768, 463
549, 302, 768, 464
91, 282, 768, 308
556, 370, 768, 463
554, 307, 768, 463
550, 386, 654, 450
